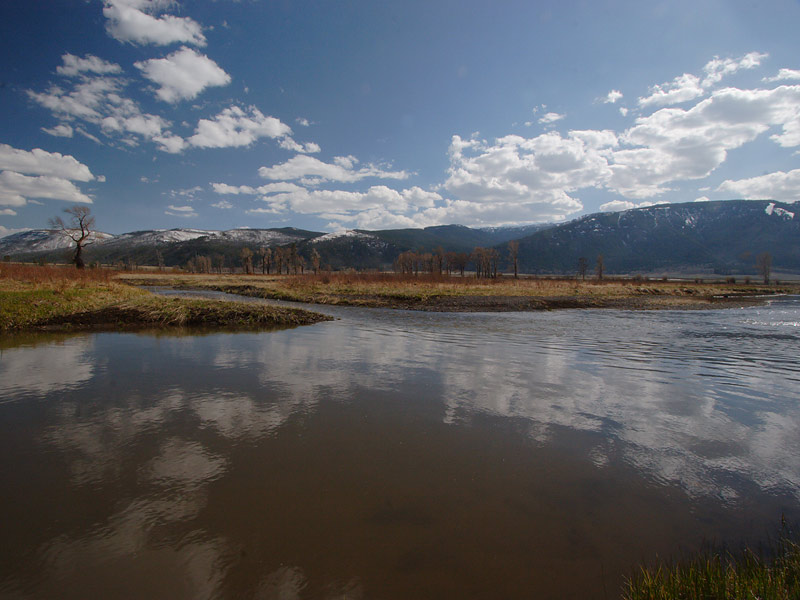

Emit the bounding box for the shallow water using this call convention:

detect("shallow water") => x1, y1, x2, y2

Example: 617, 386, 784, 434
1, 297, 799, 598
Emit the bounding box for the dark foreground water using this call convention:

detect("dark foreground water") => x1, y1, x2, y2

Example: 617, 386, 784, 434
1, 297, 799, 599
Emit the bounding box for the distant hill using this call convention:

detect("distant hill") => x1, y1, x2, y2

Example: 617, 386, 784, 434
2, 200, 797, 274
509, 200, 799, 275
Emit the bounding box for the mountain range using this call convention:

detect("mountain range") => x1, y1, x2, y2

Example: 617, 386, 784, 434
1, 200, 797, 275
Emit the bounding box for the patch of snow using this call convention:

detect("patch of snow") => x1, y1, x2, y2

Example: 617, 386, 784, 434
765, 203, 795, 219
311, 230, 374, 243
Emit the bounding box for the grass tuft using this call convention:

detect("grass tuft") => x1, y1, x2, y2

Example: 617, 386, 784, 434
623, 521, 800, 600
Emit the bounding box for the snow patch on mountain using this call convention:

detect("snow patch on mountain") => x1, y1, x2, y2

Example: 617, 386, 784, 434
765, 202, 795, 220
0, 229, 113, 254
311, 230, 374, 243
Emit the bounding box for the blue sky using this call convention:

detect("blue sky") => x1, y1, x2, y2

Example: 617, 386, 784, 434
1, 0, 799, 236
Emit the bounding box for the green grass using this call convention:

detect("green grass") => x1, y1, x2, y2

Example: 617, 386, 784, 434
0, 264, 330, 331
623, 523, 800, 600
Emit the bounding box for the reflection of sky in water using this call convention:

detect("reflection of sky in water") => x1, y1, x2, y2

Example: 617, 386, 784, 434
1, 297, 800, 597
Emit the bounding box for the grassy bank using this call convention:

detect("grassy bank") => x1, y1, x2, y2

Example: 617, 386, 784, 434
115, 271, 800, 311
623, 523, 800, 599
0, 264, 331, 331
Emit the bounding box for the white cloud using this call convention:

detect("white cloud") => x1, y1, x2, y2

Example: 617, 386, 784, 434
103, 0, 206, 47
638, 73, 704, 108
0, 171, 93, 206
153, 134, 186, 154
598, 199, 656, 212
135, 47, 231, 103
278, 138, 321, 154
538, 112, 565, 125
28, 71, 177, 149
211, 182, 304, 195
0, 208, 17, 216
0, 144, 94, 181
57, 53, 122, 77
444, 131, 614, 220
610, 85, 800, 197
188, 106, 292, 149
703, 52, 767, 87
258, 154, 409, 183
211, 200, 233, 209
296, 117, 311, 127
716, 168, 800, 202
763, 68, 800, 83
638, 52, 768, 108
604, 90, 623, 104
165, 204, 197, 217
41, 124, 74, 138
619, 107, 629, 117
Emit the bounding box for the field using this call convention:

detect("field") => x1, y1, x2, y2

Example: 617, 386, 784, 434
0, 264, 330, 331
115, 271, 799, 311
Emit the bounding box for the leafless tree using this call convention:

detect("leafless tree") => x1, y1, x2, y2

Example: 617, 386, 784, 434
310, 248, 321, 274
508, 241, 519, 279
595, 254, 604, 280
578, 256, 588, 280
49, 205, 95, 269
756, 252, 772, 284
240, 247, 253, 274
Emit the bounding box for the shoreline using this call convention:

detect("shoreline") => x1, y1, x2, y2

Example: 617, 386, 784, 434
124, 278, 777, 312
0, 269, 332, 333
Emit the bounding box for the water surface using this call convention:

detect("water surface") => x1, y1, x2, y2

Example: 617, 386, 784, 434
1, 297, 799, 598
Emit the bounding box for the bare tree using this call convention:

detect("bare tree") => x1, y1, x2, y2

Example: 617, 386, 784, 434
578, 256, 589, 280
240, 247, 253, 274
49, 205, 95, 269
595, 254, 604, 280
756, 252, 772, 284
310, 248, 321, 274
508, 241, 519, 279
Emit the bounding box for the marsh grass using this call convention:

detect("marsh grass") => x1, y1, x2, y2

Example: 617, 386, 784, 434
0, 263, 328, 330
115, 271, 795, 310
624, 523, 800, 600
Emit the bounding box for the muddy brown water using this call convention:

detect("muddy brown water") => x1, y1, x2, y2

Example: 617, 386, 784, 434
1, 295, 799, 599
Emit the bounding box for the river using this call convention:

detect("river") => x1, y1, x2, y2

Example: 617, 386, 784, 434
1, 296, 799, 598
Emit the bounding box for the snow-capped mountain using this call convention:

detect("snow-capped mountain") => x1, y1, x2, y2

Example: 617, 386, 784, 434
0, 229, 113, 255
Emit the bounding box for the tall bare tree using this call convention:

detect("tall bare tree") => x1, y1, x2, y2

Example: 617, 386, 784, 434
595, 254, 604, 280
508, 241, 519, 279
49, 205, 95, 269
240, 247, 253, 274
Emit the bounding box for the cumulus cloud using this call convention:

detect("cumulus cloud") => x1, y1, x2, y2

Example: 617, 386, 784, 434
638, 52, 768, 108
134, 47, 231, 103
188, 106, 292, 149
57, 53, 122, 77
28, 66, 177, 149
165, 204, 197, 217
246, 185, 443, 228
444, 131, 615, 220
763, 68, 800, 83
278, 138, 321, 154
0, 144, 94, 181
296, 117, 311, 127
0, 172, 93, 206
103, 0, 206, 47
258, 154, 409, 183
610, 85, 800, 197
716, 168, 800, 202
604, 90, 623, 104
211, 200, 233, 209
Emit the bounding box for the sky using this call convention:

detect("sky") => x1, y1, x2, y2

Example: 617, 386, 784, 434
1, 0, 799, 237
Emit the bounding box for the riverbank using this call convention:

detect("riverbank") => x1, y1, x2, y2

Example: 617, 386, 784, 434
116, 272, 797, 312
0, 264, 331, 332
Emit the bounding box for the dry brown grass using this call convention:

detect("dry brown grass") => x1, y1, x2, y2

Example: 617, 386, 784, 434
0, 262, 113, 286
114, 271, 797, 311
